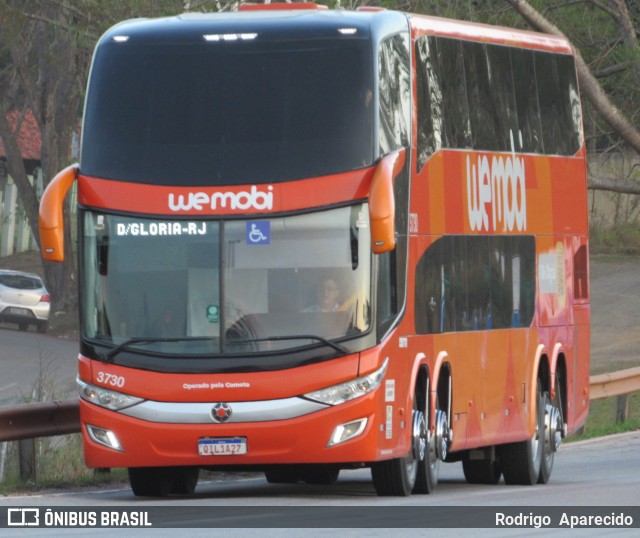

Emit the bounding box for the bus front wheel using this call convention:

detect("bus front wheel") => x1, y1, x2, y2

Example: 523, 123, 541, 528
371, 395, 425, 496
413, 375, 439, 494
128, 466, 199, 497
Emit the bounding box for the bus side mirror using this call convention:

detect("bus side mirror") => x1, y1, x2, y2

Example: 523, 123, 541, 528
39, 164, 78, 262
369, 148, 405, 254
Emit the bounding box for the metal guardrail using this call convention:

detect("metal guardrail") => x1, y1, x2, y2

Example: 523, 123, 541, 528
0, 367, 638, 480
589, 366, 640, 424
589, 366, 640, 400
0, 399, 79, 442
0, 399, 80, 480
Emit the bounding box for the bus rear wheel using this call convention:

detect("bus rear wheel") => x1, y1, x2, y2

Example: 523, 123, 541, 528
539, 389, 562, 484
500, 382, 544, 485
462, 456, 502, 484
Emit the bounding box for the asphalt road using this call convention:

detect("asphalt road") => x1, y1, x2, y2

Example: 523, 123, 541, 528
0, 432, 639, 535
0, 327, 76, 406
589, 255, 640, 373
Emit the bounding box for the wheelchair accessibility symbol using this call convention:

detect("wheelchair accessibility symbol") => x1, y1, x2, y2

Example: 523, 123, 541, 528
246, 221, 270, 245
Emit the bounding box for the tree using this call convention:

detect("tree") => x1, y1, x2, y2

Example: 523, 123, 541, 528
509, 0, 640, 154
0, 1, 88, 311
508, 0, 640, 195
0, 0, 202, 312
390, 0, 640, 195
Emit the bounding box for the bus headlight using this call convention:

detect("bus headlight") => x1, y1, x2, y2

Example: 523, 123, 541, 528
304, 359, 388, 406
78, 378, 144, 411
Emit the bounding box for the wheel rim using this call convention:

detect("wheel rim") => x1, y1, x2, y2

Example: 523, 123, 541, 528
408, 409, 427, 477
530, 386, 544, 470
434, 408, 449, 461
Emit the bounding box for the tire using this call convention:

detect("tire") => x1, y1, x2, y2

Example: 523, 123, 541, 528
37, 321, 48, 334
538, 391, 555, 484
301, 467, 340, 485
265, 469, 300, 484
128, 467, 173, 497
170, 466, 200, 495
371, 454, 417, 496
501, 382, 544, 485
413, 376, 439, 494
18, 322, 29, 332
462, 457, 501, 484
371, 388, 424, 496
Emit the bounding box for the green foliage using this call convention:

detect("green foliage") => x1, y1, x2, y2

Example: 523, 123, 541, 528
0, 435, 128, 494
590, 222, 640, 254
568, 393, 640, 442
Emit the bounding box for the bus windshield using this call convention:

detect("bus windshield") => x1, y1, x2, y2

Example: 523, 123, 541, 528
81, 33, 374, 185
82, 205, 372, 358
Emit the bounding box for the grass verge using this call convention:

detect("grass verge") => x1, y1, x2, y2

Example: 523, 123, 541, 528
0, 435, 129, 495
589, 222, 640, 255
568, 392, 640, 442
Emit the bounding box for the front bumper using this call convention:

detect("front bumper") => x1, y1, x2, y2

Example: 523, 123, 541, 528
80, 391, 385, 469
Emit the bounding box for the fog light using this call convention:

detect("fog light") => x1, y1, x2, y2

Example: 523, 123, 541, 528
328, 418, 367, 447
86, 425, 123, 451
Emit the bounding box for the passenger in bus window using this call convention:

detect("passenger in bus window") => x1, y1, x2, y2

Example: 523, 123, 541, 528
303, 278, 341, 312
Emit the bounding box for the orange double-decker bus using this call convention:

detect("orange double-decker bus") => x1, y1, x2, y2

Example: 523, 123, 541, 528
40, 3, 589, 497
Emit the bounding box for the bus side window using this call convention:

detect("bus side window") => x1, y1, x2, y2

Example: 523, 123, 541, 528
378, 33, 410, 155
512, 48, 544, 154
486, 44, 519, 152
436, 38, 472, 150
415, 36, 443, 170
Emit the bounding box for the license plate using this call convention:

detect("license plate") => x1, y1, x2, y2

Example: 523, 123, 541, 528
8, 307, 29, 316
198, 437, 247, 456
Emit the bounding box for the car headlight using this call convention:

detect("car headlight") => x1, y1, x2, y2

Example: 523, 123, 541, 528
78, 378, 144, 411
304, 359, 388, 406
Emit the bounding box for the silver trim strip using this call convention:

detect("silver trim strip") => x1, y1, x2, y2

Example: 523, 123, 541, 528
119, 397, 329, 424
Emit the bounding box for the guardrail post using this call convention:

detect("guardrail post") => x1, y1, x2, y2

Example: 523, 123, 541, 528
18, 438, 36, 482
616, 394, 629, 424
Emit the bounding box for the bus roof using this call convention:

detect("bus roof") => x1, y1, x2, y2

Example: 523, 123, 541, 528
101, 6, 571, 55
409, 13, 573, 54
99, 8, 407, 45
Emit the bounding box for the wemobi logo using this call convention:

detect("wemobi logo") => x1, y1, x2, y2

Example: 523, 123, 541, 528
168, 185, 274, 212
466, 138, 527, 233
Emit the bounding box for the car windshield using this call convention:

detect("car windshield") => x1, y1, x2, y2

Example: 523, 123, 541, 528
82, 205, 372, 358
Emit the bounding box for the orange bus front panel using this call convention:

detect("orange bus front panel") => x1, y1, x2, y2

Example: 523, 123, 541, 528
80, 388, 396, 469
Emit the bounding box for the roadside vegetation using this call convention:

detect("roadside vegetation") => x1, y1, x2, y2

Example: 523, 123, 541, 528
590, 223, 640, 255
570, 395, 640, 442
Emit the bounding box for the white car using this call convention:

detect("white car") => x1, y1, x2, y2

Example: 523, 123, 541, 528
0, 269, 50, 333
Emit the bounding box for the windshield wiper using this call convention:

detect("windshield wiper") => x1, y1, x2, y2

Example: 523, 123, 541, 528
100, 333, 348, 363
239, 334, 349, 355
100, 336, 216, 364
